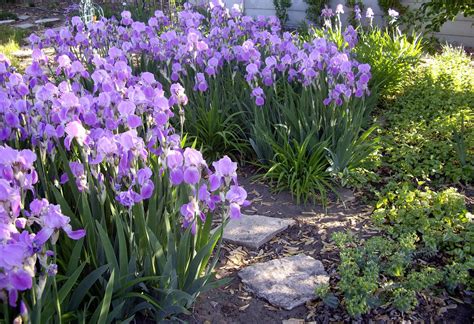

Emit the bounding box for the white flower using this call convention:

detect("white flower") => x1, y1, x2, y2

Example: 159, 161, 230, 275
366, 8, 374, 19
388, 9, 399, 18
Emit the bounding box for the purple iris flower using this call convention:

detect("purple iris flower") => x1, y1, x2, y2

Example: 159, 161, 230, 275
212, 155, 237, 178
183, 166, 200, 185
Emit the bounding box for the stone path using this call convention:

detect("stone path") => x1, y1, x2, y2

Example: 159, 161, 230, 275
215, 213, 329, 310
34, 18, 61, 25
0, 7, 63, 32
218, 214, 295, 249
0, 20, 16, 25
15, 23, 35, 30
238, 254, 329, 310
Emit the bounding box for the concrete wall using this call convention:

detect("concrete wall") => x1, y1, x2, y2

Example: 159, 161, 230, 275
219, 0, 474, 47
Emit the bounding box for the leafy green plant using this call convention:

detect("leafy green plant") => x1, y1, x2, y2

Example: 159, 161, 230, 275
258, 128, 332, 205
304, 0, 328, 23
0, 11, 18, 21
180, 67, 251, 162
453, 113, 474, 180
377, 0, 407, 15
326, 125, 379, 176
418, 0, 474, 32
33, 144, 228, 321
373, 185, 473, 258
354, 28, 423, 97
329, 184, 473, 317
302, 6, 423, 97
273, 0, 292, 25
249, 72, 378, 202
314, 283, 339, 309
378, 45, 474, 184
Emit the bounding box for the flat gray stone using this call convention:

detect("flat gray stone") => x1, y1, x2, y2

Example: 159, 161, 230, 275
218, 214, 295, 249
338, 187, 356, 204
18, 15, 30, 20
12, 49, 32, 58
0, 20, 15, 25
34, 18, 61, 24
239, 254, 329, 310
15, 23, 35, 29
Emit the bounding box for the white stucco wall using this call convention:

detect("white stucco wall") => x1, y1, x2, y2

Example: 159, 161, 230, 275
218, 0, 474, 47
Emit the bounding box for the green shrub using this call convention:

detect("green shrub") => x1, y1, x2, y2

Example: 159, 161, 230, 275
374, 185, 473, 260
181, 69, 251, 162
379, 45, 474, 184
303, 18, 423, 97
304, 0, 327, 23
353, 28, 423, 97
328, 186, 473, 317
273, 0, 292, 25
32, 145, 228, 322
0, 11, 18, 21
418, 0, 474, 33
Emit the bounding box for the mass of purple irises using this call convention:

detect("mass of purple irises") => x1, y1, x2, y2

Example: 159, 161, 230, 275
0, 43, 251, 303
0, 144, 86, 307
0, 0, 374, 308
31, 1, 371, 107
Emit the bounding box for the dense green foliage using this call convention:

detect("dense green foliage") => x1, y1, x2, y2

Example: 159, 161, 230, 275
258, 130, 332, 205
374, 186, 473, 259
330, 186, 473, 317
320, 45, 474, 318
303, 0, 328, 23
20, 143, 226, 322
309, 24, 423, 97
377, 0, 407, 15
0, 10, 18, 21
180, 71, 250, 162
289, 19, 423, 201
378, 46, 474, 185
353, 29, 423, 96
252, 78, 376, 203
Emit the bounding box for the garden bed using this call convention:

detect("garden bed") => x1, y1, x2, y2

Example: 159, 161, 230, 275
181, 170, 473, 323
0, 1, 472, 323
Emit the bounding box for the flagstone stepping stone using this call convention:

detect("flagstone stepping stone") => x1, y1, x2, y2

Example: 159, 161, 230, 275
238, 254, 329, 310
18, 15, 30, 20
218, 214, 295, 249
34, 18, 61, 24
0, 20, 15, 25
15, 23, 35, 30
12, 49, 32, 58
